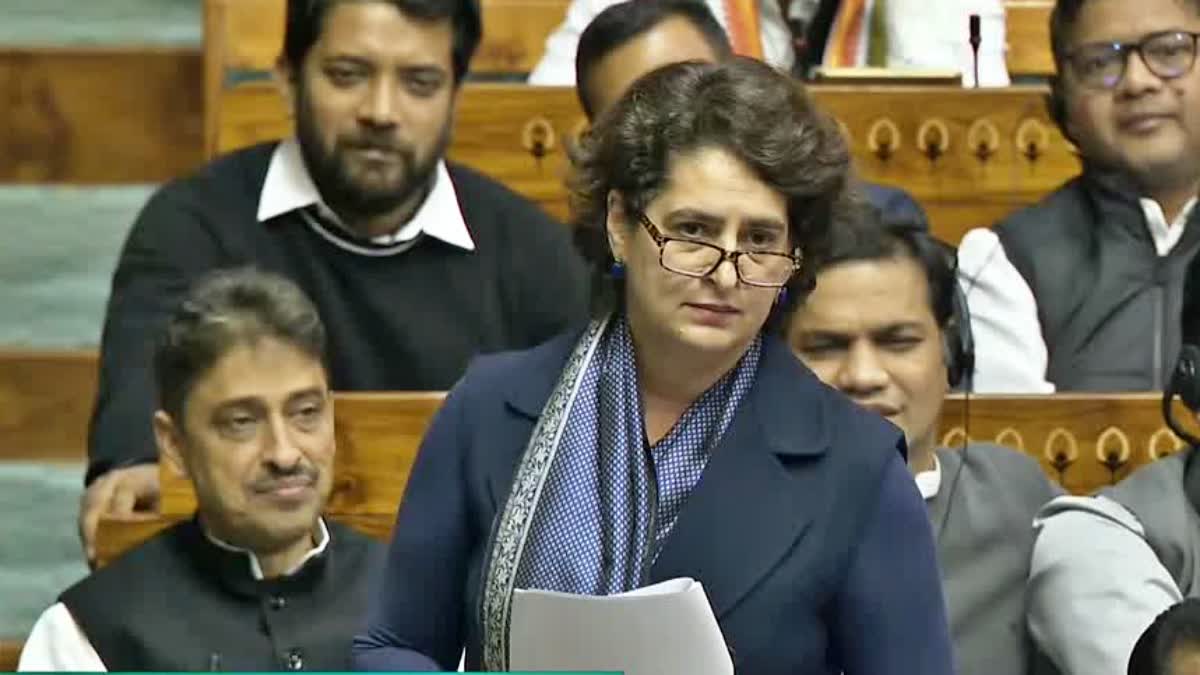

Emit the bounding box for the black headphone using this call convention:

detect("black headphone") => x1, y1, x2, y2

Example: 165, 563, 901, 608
891, 225, 976, 390
1165, 344, 1200, 446
945, 273, 976, 390
1165, 253, 1200, 444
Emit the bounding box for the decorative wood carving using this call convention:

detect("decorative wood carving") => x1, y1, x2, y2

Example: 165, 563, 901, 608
917, 118, 951, 162
967, 119, 1001, 163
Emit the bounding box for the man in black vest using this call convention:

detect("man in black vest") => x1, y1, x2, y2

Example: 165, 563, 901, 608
1027, 253, 1200, 675
79, 0, 589, 563
21, 268, 381, 672
959, 0, 1200, 393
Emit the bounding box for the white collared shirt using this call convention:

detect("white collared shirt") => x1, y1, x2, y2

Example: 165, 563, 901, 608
17, 520, 332, 672
204, 517, 331, 580
1141, 196, 1197, 256
915, 454, 943, 501
256, 139, 475, 254
957, 196, 1197, 393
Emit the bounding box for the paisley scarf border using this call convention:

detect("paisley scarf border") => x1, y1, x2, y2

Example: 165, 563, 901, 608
480, 316, 611, 670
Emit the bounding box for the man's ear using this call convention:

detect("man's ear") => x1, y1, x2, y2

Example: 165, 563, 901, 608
153, 411, 190, 480
605, 190, 631, 263
274, 57, 298, 114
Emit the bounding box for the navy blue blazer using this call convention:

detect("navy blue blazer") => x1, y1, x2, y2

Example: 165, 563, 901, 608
353, 332, 954, 674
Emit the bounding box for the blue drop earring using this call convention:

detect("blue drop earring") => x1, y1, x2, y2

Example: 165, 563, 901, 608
610, 260, 626, 280
776, 287, 789, 305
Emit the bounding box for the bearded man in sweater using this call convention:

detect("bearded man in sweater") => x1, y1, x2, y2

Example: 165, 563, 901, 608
78, 0, 589, 563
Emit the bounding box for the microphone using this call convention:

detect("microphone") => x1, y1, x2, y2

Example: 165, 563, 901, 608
969, 13, 982, 88
1164, 344, 1200, 447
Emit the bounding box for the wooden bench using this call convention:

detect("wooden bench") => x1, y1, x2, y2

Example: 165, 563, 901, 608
0, 348, 98, 462
0, 640, 22, 672
88, 389, 1200, 566
1005, 0, 1054, 78
0, 1, 1056, 185
940, 393, 1196, 495
0, 46, 204, 184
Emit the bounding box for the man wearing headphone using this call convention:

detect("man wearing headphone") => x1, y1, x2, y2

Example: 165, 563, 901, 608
957, 0, 1200, 393
1027, 253, 1200, 675
788, 203, 1061, 675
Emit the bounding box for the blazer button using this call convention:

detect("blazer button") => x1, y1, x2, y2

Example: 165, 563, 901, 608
269, 595, 287, 611
286, 650, 303, 670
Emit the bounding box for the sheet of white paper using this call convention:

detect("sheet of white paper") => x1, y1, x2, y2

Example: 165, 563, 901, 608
509, 577, 733, 675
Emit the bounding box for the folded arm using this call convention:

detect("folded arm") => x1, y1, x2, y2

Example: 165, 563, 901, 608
1027, 496, 1182, 675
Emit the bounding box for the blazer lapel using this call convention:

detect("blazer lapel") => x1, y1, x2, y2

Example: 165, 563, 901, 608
650, 339, 833, 619
488, 330, 582, 505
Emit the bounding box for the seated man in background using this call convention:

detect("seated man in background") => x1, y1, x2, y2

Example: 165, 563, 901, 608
20, 268, 381, 672
959, 0, 1200, 393
80, 0, 588, 562
574, 0, 928, 227
788, 205, 1060, 675
1128, 599, 1200, 675
531, 0, 1008, 85
1026, 255, 1200, 675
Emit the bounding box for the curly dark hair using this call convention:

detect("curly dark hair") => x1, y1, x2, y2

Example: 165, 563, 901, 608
568, 57, 852, 329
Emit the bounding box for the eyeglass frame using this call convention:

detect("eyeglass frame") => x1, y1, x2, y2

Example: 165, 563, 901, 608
1063, 30, 1200, 91
635, 212, 802, 288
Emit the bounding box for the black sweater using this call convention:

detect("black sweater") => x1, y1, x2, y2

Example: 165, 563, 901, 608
88, 143, 588, 482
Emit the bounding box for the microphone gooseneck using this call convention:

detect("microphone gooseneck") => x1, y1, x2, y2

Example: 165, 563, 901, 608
968, 14, 982, 89
1165, 344, 1200, 446
1164, 389, 1200, 447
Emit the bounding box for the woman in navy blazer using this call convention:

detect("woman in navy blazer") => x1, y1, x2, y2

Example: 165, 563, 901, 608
353, 58, 954, 674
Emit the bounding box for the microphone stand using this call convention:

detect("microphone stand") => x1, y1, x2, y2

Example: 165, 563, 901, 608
969, 14, 982, 88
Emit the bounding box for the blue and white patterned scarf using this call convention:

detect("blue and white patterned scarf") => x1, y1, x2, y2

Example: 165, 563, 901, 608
480, 313, 761, 670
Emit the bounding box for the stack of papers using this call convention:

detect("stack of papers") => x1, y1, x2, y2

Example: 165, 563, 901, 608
509, 577, 733, 675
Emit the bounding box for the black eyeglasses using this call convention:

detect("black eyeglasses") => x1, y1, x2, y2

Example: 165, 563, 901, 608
1064, 30, 1200, 90
637, 213, 801, 288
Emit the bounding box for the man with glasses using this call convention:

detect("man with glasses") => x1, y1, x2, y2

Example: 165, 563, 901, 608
957, 0, 1200, 393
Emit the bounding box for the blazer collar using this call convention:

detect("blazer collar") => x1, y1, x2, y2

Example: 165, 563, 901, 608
497, 330, 837, 619
651, 337, 833, 618
503, 327, 586, 419
502, 329, 831, 458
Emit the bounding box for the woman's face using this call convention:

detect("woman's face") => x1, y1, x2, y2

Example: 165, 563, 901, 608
607, 146, 792, 361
